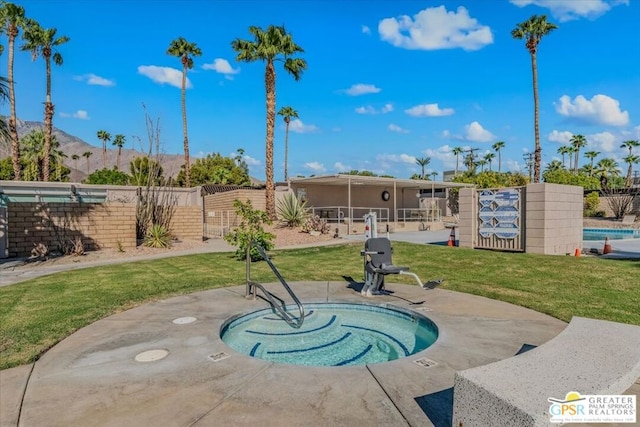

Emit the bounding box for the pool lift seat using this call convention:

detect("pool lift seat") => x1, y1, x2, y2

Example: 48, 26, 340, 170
361, 237, 444, 297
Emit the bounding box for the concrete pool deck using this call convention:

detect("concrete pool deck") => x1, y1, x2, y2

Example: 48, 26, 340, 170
2, 281, 569, 427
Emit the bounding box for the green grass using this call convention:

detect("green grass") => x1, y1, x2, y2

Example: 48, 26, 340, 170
1, 242, 638, 370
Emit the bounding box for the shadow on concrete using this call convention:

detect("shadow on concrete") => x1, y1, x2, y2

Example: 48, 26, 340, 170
415, 387, 453, 427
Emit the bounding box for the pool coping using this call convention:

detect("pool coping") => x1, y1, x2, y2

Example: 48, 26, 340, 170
3, 281, 568, 427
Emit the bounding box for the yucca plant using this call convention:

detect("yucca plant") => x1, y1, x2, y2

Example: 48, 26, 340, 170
143, 224, 172, 248
276, 193, 308, 227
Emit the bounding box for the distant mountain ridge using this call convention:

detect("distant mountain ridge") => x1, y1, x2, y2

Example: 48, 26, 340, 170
1, 119, 187, 181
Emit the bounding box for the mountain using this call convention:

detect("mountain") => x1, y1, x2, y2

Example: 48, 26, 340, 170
1, 119, 186, 181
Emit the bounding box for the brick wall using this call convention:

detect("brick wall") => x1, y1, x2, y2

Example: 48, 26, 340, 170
7, 202, 136, 257
171, 206, 202, 241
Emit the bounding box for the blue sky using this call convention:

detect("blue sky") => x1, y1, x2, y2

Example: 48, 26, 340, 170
5, 0, 640, 181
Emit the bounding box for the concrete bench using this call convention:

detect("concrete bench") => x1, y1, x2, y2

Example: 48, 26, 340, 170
452, 317, 640, 427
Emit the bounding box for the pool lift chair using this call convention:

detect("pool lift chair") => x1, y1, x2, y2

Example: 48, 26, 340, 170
360, 213, 444, 297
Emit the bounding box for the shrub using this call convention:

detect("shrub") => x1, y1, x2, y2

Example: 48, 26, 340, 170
143, 224, 172, 248
302, 215, 331, 234
276, 193, 308, 227
584, 192, 600, 217
224, 199, 274, 261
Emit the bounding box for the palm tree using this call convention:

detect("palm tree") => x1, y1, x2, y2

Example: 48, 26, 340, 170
95, 130, 111, 168
0, 76, 8, 145
277, 106, 299, 181
1, 2, 28, 180
596, 158, 620, 179
82, 150, 92, 174
570, 134, 587, 174
415, 156, 430, 179
557, 145, 570, 169
430, 171, 438, 181
620, 139, 639, 156
623, 154, 640, 187
477, 159, 487, 173
232, 25, 307, 218
544, 159, 563, 173
492, 141, 505, 172
512, 15, 558, 183
21, 21, 70, 182
484, 152, 496, 171
452, 146, 463, 175
113, 134, 126, 170
167, 37, 201, 188
583, 150, 600, 177
71, 153, 79, 180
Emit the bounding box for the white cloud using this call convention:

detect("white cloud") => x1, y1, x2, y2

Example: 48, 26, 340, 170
355, 103, 393, 114
555, 94, 629, 126
73, 73, 115, 86
547, 130, 574, 144
305, 162, 326, 173
243, 155, 261, 166
442, 130, 451, 138
343, 83, 381, 96
334, 162, 351, 172
361, 25, 371, 35
378, 5, 493, 51
60, 110, 90, 120
509, 0, 627, 22
405, 103, 454, 117
376, 153, 416, 165
289, 119, 318, 134
634, 126, 640, 139
464, 121, 495, 142
202, 58, 240, 79
388, 124, 409, 134
138, 65, 190, 89
588, 131, 617, 152
423, 144, 458, 169
355, 105, 376, 115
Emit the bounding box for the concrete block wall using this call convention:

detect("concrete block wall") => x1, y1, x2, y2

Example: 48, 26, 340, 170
7, 202, 136, 257
458, 188, 476, 248
525, 183, 583, 255
171, 206, 202, 241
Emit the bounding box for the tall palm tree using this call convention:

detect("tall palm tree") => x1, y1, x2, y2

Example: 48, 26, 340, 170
557, 145, 570, 169
477, 159, 487, 173
71, 153, 79, 180
82, 150, 92, 174
96, 130, 111, 168
1, 2, 28, 180
452, 146, 463, 175
415, 156, 430, 179
277, 106, 298, 181
583, 150, 600, 177
620, 139, 639, 156
623, 154, 640, 187
430, 171, 438, 181
570, 134, 587, 174
232, 25, 307, 218
21, 21, 69, 182
113, 134, 126, 170
0, 76, 8, 145
167, 36, 201, 188
512, 15, 558, 183
620, 140, 639, 186
492, 141, 505, 172
566, 145, 577, 171
484, 152, 496, 171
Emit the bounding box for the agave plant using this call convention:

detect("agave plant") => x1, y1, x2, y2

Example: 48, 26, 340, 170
276, 193, 308, 228
143, 224, 172, 248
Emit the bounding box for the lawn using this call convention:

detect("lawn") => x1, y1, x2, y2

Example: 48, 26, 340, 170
1, 242, 638, 370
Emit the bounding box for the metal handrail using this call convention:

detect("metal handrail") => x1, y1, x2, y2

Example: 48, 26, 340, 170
245, 242, 305, 329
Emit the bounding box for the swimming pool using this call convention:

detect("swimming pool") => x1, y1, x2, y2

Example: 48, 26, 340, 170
220, 303, 438, 367
583, 228, 640, 241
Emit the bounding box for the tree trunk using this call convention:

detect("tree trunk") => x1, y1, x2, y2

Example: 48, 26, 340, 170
181, 61, 190, 187
43, 55, 53, 182
117, 147, 122, 171
8, 28, 21, 180
102, 139, 107, 169
265, 60, 276, 219
498, 151, 502, 173
531, 52, 541, 183
284, 121, 290, 182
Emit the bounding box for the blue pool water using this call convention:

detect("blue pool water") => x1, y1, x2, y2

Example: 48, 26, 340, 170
220, 303, 438, 367
583, 228, 640, 241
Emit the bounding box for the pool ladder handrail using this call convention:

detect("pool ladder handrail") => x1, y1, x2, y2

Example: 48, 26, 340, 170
246, 242, 305, 329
